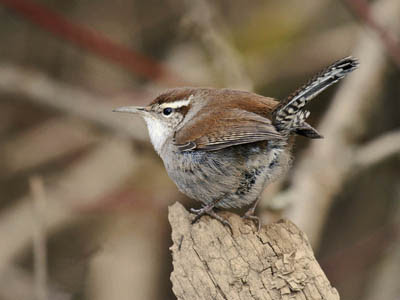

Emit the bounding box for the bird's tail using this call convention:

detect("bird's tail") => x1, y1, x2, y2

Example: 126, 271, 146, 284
272, 57, 359, 136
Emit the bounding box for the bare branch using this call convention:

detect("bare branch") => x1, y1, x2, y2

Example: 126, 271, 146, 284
181, 0, 253, 90
0, 65, 148, 142
2, 117, 99, 175
354, 130, 400, 170
341, 0, 400, 68
29, 177, 48, 300
29, 176, 48, 300
0, 140, 139, 271
0, 0, 185, 85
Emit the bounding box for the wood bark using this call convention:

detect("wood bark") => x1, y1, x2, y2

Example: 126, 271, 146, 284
169, 202, 339, 300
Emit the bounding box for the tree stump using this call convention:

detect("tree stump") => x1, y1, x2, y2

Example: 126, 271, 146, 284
169, 202, 339, 300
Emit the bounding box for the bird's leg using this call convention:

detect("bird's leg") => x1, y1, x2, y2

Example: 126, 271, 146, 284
191, 198, 232, 232
242, 197, 261, 231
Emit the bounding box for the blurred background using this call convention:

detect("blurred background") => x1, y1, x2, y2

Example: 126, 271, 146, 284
0, 0, 399, 299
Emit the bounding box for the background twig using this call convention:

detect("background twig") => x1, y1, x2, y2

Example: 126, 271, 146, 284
0, 65, 148, 141
29, 176, 48, 300
341, 0, 400, 68
0, 0, 185, 85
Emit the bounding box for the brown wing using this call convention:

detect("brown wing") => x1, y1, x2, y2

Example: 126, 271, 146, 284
174, 108, 283, 151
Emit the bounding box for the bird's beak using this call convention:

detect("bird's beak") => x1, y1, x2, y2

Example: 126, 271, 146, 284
112, 106, 147, 115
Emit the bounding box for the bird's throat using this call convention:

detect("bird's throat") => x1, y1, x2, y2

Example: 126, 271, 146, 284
143, 116, 172, 155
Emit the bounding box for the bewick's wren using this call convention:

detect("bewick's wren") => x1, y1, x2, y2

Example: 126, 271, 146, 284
114, 57, 358, 230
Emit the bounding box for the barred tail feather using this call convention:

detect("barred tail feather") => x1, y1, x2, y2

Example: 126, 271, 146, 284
273, 56, 359, 132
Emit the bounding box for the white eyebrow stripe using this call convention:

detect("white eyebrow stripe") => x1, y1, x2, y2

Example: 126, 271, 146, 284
160, 95, 193, 109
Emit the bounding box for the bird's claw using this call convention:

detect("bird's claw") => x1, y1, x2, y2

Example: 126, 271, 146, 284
190, 206, 233, 233
242, 210, 261, 231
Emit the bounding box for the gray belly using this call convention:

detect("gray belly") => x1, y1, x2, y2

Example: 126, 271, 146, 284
161, 142, 290, 209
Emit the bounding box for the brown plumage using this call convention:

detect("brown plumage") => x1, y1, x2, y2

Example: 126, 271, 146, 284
172, 89, 283, 151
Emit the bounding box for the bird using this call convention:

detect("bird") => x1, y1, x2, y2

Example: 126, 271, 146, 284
113, 56, 359, 230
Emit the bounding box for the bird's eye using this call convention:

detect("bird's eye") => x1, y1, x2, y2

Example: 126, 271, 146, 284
162, 107, 173, 116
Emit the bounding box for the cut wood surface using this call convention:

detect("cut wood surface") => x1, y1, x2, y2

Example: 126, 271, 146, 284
169, 202, 339, 300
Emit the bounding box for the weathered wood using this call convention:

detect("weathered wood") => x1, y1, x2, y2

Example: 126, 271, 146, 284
169, 202, 339, 300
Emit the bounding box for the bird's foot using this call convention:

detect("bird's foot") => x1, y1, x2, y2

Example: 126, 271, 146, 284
191, 206, 232, 233
242, 208, 261, 231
